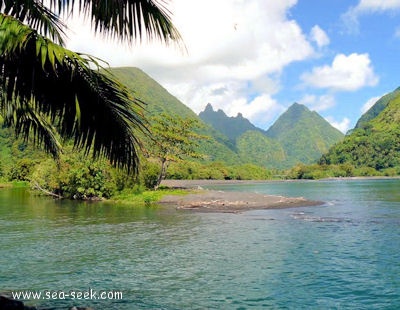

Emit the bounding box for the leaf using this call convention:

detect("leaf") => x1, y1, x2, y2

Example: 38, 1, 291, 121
0, 14, 146, 173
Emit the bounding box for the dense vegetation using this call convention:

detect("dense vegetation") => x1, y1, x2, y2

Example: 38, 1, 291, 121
236, 131, 286, 168
199, 102, 344, 169
288, 87, 400, 179
0, 1, 182, 173
354, 87, 400, 130
321, 93, 400, 172
266, 103, 344, 167
2, 66, 400, 198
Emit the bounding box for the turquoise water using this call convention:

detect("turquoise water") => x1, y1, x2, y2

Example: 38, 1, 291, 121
1, 179, 400, 309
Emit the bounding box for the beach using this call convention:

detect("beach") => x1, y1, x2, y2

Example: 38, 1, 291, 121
159, 180, 323, 213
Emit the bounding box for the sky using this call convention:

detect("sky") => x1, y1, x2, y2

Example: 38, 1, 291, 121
65, 0, 400, 133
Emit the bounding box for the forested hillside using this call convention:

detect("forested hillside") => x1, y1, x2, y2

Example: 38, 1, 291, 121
266, 103, 344, 166
321, 90, 400, 173
199, 102, 344, 168
110, 68, 240, 164
354, 87, 400, 130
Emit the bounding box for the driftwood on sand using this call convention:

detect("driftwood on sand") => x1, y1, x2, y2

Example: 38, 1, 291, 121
159, 180, 323, 213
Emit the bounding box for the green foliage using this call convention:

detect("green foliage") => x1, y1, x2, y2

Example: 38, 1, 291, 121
355, 87, 400, 129
236, 131, 286, 168
266, 103, 344, 167
287, 163, 355, 180
165, 161, 273, 180
139, 161, 161, 189
8, 158, 36, 181
30, 150, 120, 199
61, 161, 116, 199
111, 188, 188, 206
110, 67, 242, 165
322, 93, 400, 173
0, 13, 147, 172
146, 113, 207, 188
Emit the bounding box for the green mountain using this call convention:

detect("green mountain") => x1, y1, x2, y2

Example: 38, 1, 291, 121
321, 90, 400, 171
0, 67, 348, 180
109, 67, 240, 164
199, 103, 266, 142
109, 67, 196, 118
355, 87, 400, 129
236, 131, 286, 168
198, 101, 344, 168
266, 103, 344, 166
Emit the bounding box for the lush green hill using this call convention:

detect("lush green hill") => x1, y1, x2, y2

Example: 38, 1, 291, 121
236, 131, 286, 168
266, 103, 344, 166
110, 67, 196, 118
321, 92, 400, 171
355, 87, 400, 130
199, 103, 266, 143
109, 67, 240, 164
198, 101, 343, 168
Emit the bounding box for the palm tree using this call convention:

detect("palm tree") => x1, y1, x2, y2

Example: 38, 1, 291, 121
0, 0, 181, 173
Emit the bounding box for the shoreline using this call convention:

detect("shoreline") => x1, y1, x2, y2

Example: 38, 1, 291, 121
159, 179, 323, 213
161, 176, 400, 189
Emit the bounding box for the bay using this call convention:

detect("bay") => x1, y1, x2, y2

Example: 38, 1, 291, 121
1, 179, 400, 309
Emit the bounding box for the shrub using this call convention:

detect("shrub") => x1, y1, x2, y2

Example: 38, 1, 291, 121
8, 158, 36, 181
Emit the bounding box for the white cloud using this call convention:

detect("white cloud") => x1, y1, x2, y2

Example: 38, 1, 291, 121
301, 53, 378, 91
223, 95, 285, 129
352, 0, 400, 12
299, 94, 335, 112
63, 0, 314, 125
325, 116, 351, 133
361, 95, 382, 113
310, 25, 330, 47
342, 0, 400, 33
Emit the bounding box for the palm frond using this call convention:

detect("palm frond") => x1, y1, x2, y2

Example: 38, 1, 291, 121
2, 99, 62, 160
0, 0, 66, 44
0, 14, 146, 173
47, 0, 183, 46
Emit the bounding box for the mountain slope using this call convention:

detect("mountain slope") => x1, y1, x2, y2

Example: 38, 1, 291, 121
266, 103, 344, 166
236, 131, 286, 168
322, 92, 400, 171
110, 67, 240, 164
355, 87, 400, 129
199, 103, 266, 143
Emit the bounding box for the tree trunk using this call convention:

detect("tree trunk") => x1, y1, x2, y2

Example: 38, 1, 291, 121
154, 159, 167, 190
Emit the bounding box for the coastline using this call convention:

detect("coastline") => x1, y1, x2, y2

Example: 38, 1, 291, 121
159, 179, 323, 213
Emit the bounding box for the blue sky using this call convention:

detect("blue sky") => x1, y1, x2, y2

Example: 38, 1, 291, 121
65, 0, 400, 133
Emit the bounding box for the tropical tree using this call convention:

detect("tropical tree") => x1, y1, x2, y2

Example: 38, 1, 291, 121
0, 0, 182, 173
146, 113, 206, 189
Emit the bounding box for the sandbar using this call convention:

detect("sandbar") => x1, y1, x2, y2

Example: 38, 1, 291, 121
159, 180, 323, 213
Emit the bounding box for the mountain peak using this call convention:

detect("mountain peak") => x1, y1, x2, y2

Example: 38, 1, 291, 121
286, 102, 310, 116
265, 103, 344, 164
205, 103, 214, 112
199, 104, 265, 142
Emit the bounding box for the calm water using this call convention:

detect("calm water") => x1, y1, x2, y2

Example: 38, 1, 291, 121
1, 179, 400, 309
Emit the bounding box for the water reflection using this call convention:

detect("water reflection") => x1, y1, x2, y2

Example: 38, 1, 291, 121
1, 180, 400, 309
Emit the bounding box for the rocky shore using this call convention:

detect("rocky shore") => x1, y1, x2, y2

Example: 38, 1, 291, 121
159, 180, 323, 213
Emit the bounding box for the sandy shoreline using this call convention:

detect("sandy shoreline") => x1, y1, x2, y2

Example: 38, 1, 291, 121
159, 179, 323, 213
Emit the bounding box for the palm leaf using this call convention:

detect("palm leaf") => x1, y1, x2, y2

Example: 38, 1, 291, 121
0, 0, 66, 44
2, 99, 62, 160
0, 14, 146, 173
47, 0, 183, 46
2, 0, 182, 46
